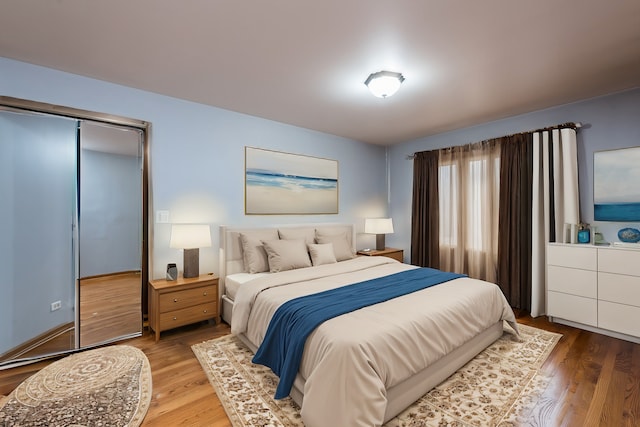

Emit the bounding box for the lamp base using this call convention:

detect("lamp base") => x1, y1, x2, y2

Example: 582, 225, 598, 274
375, 234, 386, 251
183, 248, 199, 278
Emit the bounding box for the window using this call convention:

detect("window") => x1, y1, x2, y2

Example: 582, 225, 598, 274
438, 163, 458, 247
437, 143, 500, 281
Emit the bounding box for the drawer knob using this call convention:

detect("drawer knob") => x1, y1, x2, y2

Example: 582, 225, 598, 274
172, 316, 177, 320
173, 298, 178, 302
203, 309, 208, 313
203, 292, 207, 296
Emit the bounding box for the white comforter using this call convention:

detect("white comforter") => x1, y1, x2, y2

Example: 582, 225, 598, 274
231, 256, 517, 427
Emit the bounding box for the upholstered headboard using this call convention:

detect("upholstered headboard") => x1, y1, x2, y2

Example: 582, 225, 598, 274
218, 223, 355, 292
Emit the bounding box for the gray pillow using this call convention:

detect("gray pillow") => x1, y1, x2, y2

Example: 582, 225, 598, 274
239, 230, 279, 273
315, 231, 355, 261
261, 239, 312, 272
278, 227, 316, 244
308, 243, 337, 266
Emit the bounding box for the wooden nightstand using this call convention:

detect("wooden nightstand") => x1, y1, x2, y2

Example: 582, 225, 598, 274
357, 247, 404, 262
148, 274, 219, 341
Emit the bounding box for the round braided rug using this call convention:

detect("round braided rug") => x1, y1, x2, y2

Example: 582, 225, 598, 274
0, 345, 152, 427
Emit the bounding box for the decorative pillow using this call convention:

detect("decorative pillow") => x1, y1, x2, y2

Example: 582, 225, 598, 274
239, 230, 279, 273
315, 231, 355, 261
261, 239, 312, 273
307, 243, 337, 266
315, 226, 352, 240
278, 227, 316, 245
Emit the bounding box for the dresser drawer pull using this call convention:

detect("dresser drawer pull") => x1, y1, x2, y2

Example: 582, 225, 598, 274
203, 292, 208, 296
173, 298, 178, 302
203, 309, 208, 313
172, 316, 177, 320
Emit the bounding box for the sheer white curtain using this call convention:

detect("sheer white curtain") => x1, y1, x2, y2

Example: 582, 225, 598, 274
438, 141, 500, 282
531, 128, 579, 317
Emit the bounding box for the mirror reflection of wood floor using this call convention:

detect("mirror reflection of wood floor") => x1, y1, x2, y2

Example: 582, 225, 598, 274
0, 323, 75, 362
1, 272, 141, 364
80, 271, 142, 347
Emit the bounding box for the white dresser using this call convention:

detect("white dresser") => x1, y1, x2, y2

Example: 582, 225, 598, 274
547, 243, 640, 343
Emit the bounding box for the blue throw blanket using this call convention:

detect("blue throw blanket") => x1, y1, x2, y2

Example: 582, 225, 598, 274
252, 267, 466, 399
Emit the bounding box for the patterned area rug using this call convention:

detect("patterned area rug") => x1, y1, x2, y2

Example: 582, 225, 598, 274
192, 323, 561, 427
0, 345, 152, 427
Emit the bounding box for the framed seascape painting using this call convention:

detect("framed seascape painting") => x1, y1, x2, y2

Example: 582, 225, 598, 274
245, 147, 338, 215
593, 146, 640, 221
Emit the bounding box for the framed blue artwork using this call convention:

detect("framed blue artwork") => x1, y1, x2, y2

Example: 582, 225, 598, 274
593, 146, 640, 221
245, 147, 338, 215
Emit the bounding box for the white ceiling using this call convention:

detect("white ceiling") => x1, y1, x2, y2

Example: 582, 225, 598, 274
1, 1, 639, 145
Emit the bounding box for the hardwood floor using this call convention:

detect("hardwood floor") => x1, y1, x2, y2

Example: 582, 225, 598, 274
1, 313, 639, 426
513, 311, 640, 427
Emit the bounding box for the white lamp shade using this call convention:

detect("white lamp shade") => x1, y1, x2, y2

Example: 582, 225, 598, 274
170, 224, 212, 249
365, 218, 394, 234
365, 71, 405, 98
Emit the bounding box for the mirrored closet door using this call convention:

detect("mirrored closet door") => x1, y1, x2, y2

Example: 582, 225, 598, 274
78, 122, 143, 347
0, 110, 78, 364
0, 99, 148, 368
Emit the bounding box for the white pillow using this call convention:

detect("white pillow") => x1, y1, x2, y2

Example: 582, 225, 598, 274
239, 230, 279, 273
307, 243, 337, 266
315, 231, 355, 261
315, 226, 352, 241
278, 227, 316, 245
261, 239, 312, 273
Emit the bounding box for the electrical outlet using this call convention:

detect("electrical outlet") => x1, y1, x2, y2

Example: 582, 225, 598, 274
51, 300, 62, 311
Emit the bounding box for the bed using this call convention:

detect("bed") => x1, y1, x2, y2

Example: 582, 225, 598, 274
219, 223, 518, 427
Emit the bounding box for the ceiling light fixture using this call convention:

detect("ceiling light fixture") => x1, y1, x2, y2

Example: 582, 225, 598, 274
364, 71, 405, 98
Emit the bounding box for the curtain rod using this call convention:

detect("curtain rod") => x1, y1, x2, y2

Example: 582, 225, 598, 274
406, 121, 583, 159
510, 121, 582, 137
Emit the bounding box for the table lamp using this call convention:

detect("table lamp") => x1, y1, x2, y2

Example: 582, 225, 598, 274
170, 224, 212, 278
364, 218, 394, 251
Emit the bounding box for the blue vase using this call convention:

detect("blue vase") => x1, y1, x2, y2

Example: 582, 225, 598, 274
577, 229, 590, 243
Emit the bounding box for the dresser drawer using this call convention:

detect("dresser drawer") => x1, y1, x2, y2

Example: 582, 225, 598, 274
547, 291, 597, 326
598, 300, 640, 338
547, 265, 597, 298
547, 244, 597, 270
598, 272, 640, 307
159, 302, 217, 329
159, 285, 216, 313
598, 249, 640, 276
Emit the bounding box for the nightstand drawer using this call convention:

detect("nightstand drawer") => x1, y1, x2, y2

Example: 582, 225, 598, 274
357, 248, 404, 263
159, 302, 217, 329
383, 250, 403, 262
159, 284, 216, 312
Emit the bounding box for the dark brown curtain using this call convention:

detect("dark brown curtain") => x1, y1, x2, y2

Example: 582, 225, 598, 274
411, 150, 440, 267
497, 134, 533, 310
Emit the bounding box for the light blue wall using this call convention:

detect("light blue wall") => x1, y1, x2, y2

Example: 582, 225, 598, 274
0, 57, 388, 279
388, 88, 640, 260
